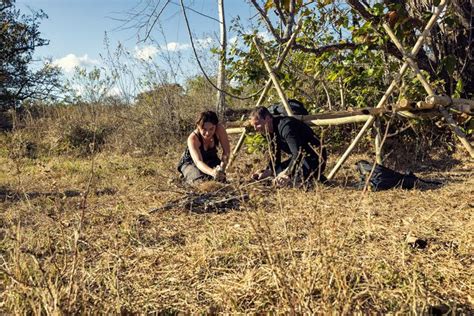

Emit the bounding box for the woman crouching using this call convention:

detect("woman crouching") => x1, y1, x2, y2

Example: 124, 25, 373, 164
178, 111, 230, 183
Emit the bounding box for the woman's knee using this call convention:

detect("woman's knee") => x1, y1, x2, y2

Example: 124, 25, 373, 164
182, 164, 211, 183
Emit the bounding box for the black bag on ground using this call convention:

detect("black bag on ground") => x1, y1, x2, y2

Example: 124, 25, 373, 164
355, 160, 419, 191
268, 99, 309, 116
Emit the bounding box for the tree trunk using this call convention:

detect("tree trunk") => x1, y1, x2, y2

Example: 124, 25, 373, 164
216, 0, 227, 116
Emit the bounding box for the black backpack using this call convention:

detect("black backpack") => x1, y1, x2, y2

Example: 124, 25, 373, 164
268, 99, 309, 116
355, 160, 422, 191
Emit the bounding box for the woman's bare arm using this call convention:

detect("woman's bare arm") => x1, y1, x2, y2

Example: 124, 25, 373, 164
216, 123, 230, 168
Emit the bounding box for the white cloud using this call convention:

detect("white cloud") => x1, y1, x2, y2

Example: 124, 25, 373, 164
134, 45, 159, 60
52, 54, 99, 73
133, 41, 192, 58
195, 37, 214, 48
165, 42, 191, 52
133, 37, 217, 59
107, 86, 122, 97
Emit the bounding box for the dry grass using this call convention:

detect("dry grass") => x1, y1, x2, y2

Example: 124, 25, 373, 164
0, 130, 473, 314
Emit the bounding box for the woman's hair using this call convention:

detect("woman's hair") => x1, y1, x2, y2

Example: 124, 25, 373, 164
196, 110, 219, 127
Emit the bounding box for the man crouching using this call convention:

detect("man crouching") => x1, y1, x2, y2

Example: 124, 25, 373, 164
249, 106, 328, 188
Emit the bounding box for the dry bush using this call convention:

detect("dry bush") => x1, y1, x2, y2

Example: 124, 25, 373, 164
6, 135, 38, 160
65, 124, 112, 155
7, 81, 227, 156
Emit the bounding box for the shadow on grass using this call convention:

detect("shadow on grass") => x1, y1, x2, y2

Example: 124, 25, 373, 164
0, 185, 117, 203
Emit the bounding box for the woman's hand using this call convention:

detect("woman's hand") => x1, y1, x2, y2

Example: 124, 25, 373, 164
212, 165, 226, 182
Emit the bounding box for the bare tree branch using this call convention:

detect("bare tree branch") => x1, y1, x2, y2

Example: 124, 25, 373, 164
292, 42, 361, 55
142, 0, 171, 42
179, 0, 262, 100
249, 0, 282, 42
347, 0, 380, 23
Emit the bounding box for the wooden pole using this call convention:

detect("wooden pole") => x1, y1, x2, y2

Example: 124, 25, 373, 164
416, 101, 434, 110
450, 102, 473, 114
439, 106, 474, 158
226, 114, 373, 134
374, 118, 383, 164
226, 103, 446, 133
384, 22, 473, 157
307, 115, 372, 126
255, 22, 302, 107
327, 0, 448, 180
293, 107, 388, 120
227, 129, 247, 166
425, 95, 452, 106
382, 23, 435, 96
226, 127, 247, 134
226, 23, 302, 170
452, 98, 474, 111
216, 0, 227, 116
253, 37, 294, 116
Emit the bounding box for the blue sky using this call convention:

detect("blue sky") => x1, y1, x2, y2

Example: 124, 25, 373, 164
16, 0, 258, 77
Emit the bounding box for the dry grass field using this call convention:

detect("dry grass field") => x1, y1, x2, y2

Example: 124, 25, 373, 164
0, 122, 473, 313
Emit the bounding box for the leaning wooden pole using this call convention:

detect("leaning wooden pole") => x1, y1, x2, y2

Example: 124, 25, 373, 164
255, 21, 302, 107
253, 37, 294, 116
439, 106, 474, 157
384, 22, 474, 158
227, 128, 247, 168
327, 0, 448, 180
227, 23, 302, 170
374, 118, 383, 164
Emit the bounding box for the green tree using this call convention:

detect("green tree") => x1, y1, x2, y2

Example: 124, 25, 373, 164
0, 0, 61, 110
228, 0, 473, 109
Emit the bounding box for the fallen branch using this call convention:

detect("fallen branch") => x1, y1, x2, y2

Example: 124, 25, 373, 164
149, 190, 249, 214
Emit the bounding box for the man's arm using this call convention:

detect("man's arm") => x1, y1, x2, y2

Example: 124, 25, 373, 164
253, 132, 279, 180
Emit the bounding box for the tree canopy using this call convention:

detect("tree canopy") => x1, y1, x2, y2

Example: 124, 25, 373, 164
0, 0, 61, 111
227, 0, 473, 110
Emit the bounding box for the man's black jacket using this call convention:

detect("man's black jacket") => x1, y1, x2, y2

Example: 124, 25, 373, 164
266, 116, 327, 178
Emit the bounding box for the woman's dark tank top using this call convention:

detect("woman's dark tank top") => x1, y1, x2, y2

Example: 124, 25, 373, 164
177, 131, 220, 172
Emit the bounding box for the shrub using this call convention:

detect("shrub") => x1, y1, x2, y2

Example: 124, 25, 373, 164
65, 124, 112, 155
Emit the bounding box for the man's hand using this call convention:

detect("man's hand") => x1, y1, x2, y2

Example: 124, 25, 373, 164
251, 168, 272, 181
273, 173, 290, 188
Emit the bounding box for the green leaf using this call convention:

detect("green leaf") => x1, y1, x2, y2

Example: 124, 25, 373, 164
442, 55, 456, 76
453, 79, 463, 98
264, 0, 274, 11
327, 72, 338, 81
372, 3, 385, 16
